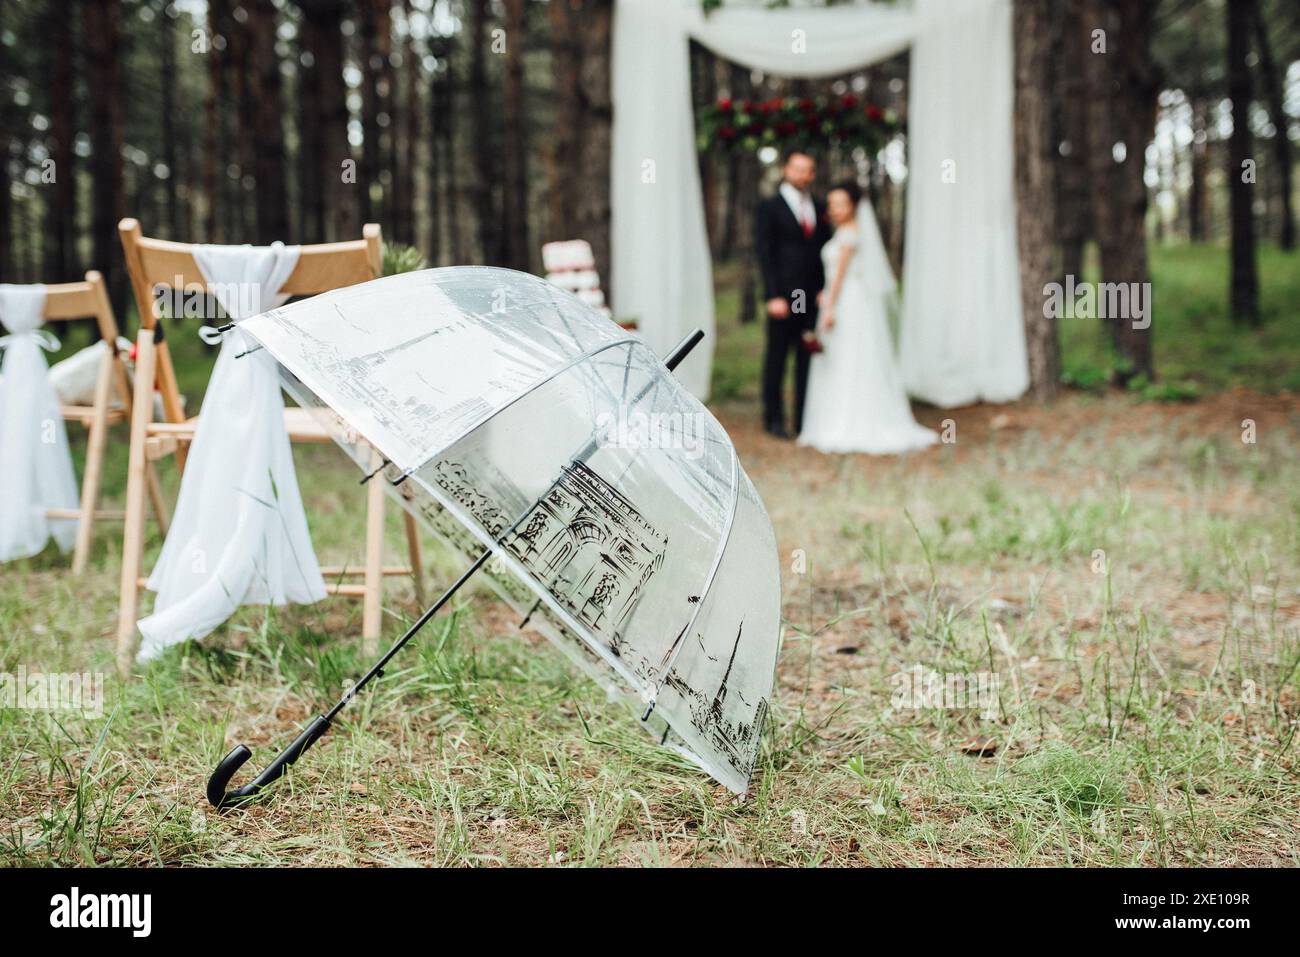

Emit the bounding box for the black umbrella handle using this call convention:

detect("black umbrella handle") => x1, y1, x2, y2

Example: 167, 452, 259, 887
207, 716, 331, 809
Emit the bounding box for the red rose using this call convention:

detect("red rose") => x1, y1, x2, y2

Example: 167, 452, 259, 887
741, 99, 753, 113
804, 114, 820, 129
717, 96, 733, 111
776, 120, 797, 136
841, 93, 859, 108
719, 125, 736, 140
865, 103, 884, 122
799, 96, 814, 112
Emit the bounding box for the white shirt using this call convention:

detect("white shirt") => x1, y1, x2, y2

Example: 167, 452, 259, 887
779, 181, 814, 233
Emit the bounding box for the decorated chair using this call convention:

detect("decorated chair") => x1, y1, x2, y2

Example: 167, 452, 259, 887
0, 272, 169, 571
115, 219, 424, 670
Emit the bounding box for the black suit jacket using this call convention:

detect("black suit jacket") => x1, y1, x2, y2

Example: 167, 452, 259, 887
755, 192, 832, 308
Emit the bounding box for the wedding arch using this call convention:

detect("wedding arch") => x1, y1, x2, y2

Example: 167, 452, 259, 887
610, 0, 1029, 406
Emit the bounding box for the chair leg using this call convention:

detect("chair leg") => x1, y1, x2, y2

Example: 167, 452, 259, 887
72, 348, 115, 574
116, 330, 157, 676
403, 512, 425, 605
144, 461, 170, 535
362, 451, 386, 655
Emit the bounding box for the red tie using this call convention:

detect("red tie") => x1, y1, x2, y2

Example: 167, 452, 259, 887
800, 202, 813, 238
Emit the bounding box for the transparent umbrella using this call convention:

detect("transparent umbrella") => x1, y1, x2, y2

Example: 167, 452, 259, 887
207, 267, 781, 806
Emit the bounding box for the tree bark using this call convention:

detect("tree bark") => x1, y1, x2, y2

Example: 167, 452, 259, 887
1054, 0, 1089, 280
45, 0, 78, 279
299, 0, 355, 240
500, 0, 529, 271
358, 0, 392, 228
1083, 0, 1156, 384
1227, 0, 1260, 324
159, 0, 179, 238
82, 0, 127, 315
468, 0, 499, 263
1188, 96, 1209, 242
1252, 0, 1294, 250
1014, 0, 1060, 401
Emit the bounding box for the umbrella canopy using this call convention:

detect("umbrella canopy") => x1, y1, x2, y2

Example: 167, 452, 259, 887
239, 267, 781, 794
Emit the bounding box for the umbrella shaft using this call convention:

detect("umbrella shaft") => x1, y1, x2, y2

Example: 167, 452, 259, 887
324, 548, 492, 722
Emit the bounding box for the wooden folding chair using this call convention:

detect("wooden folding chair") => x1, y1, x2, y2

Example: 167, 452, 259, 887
115, 219, 425, 668
42, 270, 169, 573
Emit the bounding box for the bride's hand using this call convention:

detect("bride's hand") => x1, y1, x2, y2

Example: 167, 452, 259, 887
819, 309, 835, 333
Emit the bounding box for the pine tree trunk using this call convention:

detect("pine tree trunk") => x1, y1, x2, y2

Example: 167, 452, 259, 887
83, 0, 126, 315
1227, 0, 1260, 324
469, 0, 499, 263
574, 1, 612, 296
428, 35, 449, 263
46, 0, 78, 279
159, 0, 179, 238
358, 0, 390, 227
1252, 1, 1294, 250
500, 0, 529, 271
396, 0, 420, 246
204, 0, 227, 241
302, 0, 355, 240
1188, 96, 1209, 242
1014, 0, 1060, 401
1083, 0, 1155, 384
1054, 0, 1089, 280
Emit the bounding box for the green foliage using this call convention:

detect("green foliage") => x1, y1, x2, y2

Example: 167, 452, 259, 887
383, 243, 428, 277
1059, 243, 1300, 393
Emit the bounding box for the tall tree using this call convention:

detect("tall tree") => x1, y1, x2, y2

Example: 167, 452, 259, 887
468, 0, 500, 263
358, 0, 393, 228
1252, 0, 1294, 250
395, 0, 420, 246
1226, 0, 1260, 324
247, 0, 290, 243
1054, 0, 1090, 280
159, 0, 180, 238
299, 0, 356, 240
1084, 0, 1156, 383
82, 0, 126, 315
44, 0, 78, 279
1015, 0, 1060, 400
204, 0, 229, 242
500, 0, 529, 271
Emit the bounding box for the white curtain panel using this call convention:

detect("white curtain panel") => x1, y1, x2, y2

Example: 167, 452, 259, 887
898, 0, 1028, 406
137, 244, 327, 662
611, 0, 1027, 405
0, 284, 80, 561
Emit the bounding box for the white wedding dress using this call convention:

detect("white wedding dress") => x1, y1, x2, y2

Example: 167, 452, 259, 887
798, 203, 938, 455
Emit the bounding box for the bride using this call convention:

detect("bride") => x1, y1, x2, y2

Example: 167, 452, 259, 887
798, 182, 938, 455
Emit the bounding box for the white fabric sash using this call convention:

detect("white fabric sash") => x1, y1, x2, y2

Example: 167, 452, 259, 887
137, 243, 327, 662
0, 284, 80, 561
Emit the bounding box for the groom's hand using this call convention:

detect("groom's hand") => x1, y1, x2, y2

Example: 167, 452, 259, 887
766, 297, 790, 320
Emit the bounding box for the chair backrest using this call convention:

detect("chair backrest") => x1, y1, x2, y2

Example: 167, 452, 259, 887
118, 219, 383, 331
41, 271, 119, 345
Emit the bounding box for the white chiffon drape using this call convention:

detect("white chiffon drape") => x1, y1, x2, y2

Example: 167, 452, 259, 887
0, 284, 80, 562
137, 244, 327, 662
611, 0, 1027, 406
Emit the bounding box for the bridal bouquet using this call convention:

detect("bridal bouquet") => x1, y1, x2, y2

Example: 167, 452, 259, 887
697, 93, 898, 156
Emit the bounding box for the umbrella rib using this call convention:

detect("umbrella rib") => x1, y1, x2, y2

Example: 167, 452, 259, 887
388, 336, 637, 485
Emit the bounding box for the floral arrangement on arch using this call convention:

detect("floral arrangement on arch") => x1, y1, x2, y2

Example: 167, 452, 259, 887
697, 93, 900, 155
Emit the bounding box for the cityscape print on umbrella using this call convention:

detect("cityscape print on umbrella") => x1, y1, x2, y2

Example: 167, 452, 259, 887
434, 457, 666, 655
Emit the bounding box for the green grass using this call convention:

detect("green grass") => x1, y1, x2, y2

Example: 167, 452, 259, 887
2, 243, 1299, 866
1059, 242, 1300, 395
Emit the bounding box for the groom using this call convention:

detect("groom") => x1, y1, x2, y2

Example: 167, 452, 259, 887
755, 149, 831, 439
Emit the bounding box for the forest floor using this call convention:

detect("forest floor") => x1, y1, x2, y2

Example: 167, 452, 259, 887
2, 244, 1298, 866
